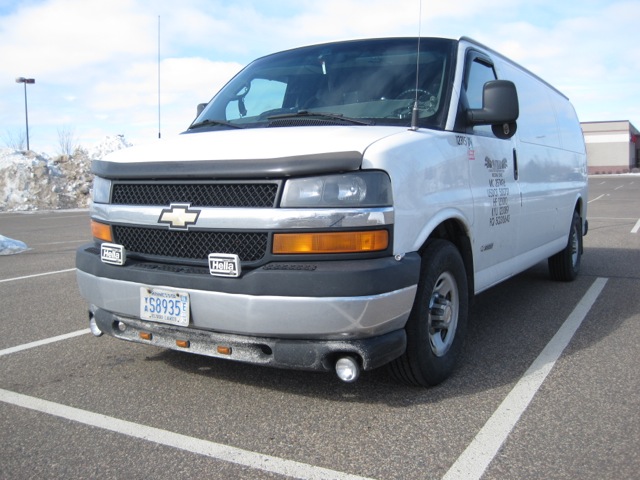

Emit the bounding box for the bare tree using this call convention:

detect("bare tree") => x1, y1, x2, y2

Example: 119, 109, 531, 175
2, 130, 26, 150
57, 126, 78, 157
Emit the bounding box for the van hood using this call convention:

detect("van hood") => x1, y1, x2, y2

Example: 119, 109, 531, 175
93, 126, 405, 179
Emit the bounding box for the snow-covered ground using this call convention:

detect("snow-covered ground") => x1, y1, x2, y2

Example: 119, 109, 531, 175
0, 134, 131, 254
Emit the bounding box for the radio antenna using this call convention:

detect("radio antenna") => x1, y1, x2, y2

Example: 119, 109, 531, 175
410, 0, 422, 131
157, 15, 162, 139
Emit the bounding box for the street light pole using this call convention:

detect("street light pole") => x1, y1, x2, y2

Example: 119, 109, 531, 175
15, 77, 35, 151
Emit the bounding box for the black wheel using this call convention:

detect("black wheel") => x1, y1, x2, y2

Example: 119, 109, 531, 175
548, 210, 582, 282
389, 239, 469, 387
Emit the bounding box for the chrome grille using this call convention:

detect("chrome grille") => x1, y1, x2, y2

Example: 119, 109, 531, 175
113, 226, 268, 263
111, 182, 279, 207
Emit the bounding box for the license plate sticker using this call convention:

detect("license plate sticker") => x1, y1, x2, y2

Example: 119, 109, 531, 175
140, 287, 190, 326
208, 253, 241, 277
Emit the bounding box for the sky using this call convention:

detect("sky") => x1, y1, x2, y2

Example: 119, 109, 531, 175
0, 0, 639, 155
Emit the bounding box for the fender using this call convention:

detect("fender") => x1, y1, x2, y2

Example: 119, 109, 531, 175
408, 207, 473, 254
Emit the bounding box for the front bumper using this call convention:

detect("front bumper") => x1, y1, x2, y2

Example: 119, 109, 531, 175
92, 308, 407, 372
76, 245, 420, 339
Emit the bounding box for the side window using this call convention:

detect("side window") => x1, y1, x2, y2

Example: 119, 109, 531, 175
226, 79, 287, 120
462, 55, 497, 136
465, 58, 496, 109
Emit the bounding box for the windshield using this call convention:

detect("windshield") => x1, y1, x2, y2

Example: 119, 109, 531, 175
191, 38, 456, 131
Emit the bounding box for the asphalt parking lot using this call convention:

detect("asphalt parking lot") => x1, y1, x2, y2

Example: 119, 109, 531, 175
1, 176, 639, 480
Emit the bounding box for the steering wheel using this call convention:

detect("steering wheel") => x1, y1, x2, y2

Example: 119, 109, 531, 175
390, 89, 438, 120
396, 88, 431, 101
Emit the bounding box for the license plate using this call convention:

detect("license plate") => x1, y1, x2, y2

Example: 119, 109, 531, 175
140, 287, 190, 326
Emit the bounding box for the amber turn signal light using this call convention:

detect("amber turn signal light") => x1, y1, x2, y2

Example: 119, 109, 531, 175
91, 220, 113, 242
273, 230, 388, 254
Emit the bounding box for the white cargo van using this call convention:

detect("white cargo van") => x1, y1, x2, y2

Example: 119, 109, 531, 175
76, 37, 587, 386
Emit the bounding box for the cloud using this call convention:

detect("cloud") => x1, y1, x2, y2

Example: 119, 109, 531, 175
0, 0, 155, 79
472, 1, 640, 122
0, 0, 244, 148
86, 57, 243, 140
0, 0, 638, 153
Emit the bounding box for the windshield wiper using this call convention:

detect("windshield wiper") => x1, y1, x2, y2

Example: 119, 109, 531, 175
188, 119, 244, 130
267, 110, 373, 126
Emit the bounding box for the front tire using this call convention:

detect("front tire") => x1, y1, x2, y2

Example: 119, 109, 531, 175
389, 240, 469, 387
548, 210, 582, 282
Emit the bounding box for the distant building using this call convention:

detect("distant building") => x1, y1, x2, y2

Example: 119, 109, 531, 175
581, 120, 639, 174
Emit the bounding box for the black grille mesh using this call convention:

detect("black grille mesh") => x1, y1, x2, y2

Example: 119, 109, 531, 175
113, 226, 267, 262
112, 182, 278, 207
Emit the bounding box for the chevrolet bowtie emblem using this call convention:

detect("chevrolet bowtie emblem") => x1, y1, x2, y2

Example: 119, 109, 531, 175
158, 203, 201, 230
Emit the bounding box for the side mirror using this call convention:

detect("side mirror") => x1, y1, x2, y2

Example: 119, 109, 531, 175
467, 80, 519, 139
196, 103, 208, 117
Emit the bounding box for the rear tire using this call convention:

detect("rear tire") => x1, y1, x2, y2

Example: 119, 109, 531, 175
389, 240, 469, 387
548, 210, 582, 282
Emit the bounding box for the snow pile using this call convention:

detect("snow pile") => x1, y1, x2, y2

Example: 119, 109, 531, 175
0, 135, 132, 212
0, 147, 93, 211
89, 134, 132, 160
0, 234, 30, 255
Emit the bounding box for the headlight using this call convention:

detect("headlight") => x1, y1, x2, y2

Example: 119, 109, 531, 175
281, 171, 392, 207
91, 176, 112, 204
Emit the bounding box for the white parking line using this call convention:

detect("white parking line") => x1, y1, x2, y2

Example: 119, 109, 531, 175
37, 211, 89, 220
0, 268, 76, 284
587, 194, 606, 203
0, 388, 374, 480
0, 329, 90, 357
631, 219, 640, 234
442, 277, 608, 480
31, 240, 87, 246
